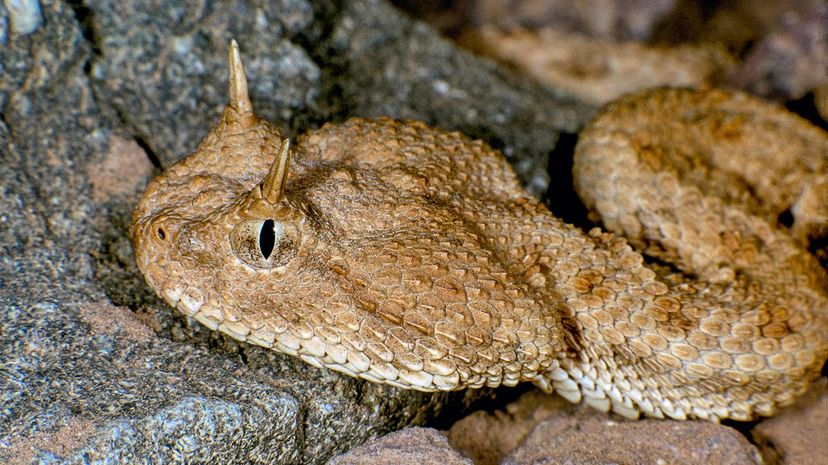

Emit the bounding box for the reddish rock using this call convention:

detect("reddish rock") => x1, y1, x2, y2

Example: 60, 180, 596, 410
88, 135, 154, 204
752, 379, 828, 465
447, 390, 575, 465
79, 303, 156, 343
470, 0, 677, 40
328, 427, 472, 465
448, 389, 762, 465
4, 418, 98, 465
504, 414, 761, 465
465, 27, 734, 106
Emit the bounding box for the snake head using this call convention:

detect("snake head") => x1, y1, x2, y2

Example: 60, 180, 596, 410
131, 40, 562, 392
130, 40, 320, 328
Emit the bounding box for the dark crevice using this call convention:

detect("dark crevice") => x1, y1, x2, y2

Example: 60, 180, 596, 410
649, 0, 731, 47
810, 234, 828, 270
66, 0, 102, 55
786, 91, 828, 132
0, 110, 12, 137
725, 417, 780, 465
237, 345, 251, 366
722, 417, 762, 438
68, 0, 157, 173
641, 250, 690, 277
544, 132, 591, 229
389, 0, 471, 38
427, 385, 528, 431
132, 135, 163, 169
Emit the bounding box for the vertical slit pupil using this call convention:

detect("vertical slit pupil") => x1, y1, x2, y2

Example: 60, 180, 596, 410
259, 219, 276, 260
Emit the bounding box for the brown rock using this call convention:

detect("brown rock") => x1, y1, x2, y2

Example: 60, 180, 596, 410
328, 427, 472, 465
448, 388, 762, 465
4, 418, 99, 465
470, 0, 677, 40
467, 27, 734, 106
447, 390, 575, 465
815, 82, 828, 123
752, 378, 828, 465
504, 413, 761, 465
79, 303, 156, 343
88, 135, 155, 204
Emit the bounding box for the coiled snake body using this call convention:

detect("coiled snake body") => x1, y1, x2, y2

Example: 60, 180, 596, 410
132, 42, 827, 421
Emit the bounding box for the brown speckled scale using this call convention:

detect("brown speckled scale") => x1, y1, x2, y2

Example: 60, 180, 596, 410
131, 42, 828, 422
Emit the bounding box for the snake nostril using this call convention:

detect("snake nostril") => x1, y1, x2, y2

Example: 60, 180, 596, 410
777, 208, 794, 228
156, 227, 167, 240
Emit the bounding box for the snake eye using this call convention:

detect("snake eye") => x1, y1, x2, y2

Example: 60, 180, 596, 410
230, 219, 297, 269
259, 219, 276, 259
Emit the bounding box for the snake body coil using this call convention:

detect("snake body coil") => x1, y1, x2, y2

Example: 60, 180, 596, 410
132, 42, 827, 421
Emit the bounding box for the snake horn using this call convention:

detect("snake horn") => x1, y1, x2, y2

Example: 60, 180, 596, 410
261, 138, 291, 203
228, 39, 253, 114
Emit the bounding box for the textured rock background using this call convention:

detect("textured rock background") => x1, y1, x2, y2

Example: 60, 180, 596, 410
333, 385, 828, 465
0, 0, 587, 463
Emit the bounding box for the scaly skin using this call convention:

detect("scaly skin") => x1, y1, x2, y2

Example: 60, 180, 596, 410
131, 41, 828, 422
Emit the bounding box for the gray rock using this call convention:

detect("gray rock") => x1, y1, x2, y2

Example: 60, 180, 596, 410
0, 0, 589, 463
86, 0, 323, 168
729, 4, 828, 100
4, 0, 43, 35
86, 0, 592, 195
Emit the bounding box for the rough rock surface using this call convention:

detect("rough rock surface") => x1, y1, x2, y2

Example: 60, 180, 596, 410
469, 0, 678, 40
447, 390, 574, 465
502, 410, 762, 465
328, 427, 473, 465
728, 4, 828, 101
86, 0, 591, 196
466, 26, 734, 106
752, 379, 828, 465
0, 0, 588, 463
448, 390, 762, 465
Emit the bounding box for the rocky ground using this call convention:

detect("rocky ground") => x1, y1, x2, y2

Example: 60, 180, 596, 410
1, 1, 825, 464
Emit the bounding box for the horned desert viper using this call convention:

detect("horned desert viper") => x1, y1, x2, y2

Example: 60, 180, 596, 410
131, 41, 828, 421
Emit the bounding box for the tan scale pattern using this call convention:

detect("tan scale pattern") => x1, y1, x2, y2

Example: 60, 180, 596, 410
132, 43, 828, 422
